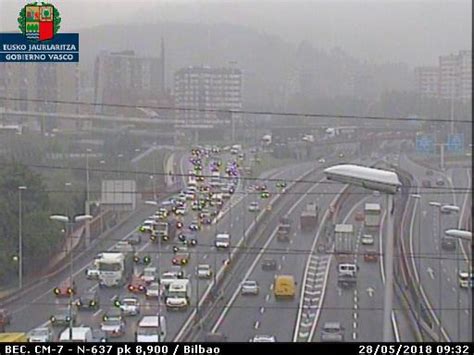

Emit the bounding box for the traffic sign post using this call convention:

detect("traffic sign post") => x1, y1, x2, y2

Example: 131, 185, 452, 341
446, 134, 464, 153
416, 135, 434, 154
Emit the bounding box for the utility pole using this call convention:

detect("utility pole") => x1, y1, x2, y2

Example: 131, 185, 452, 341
18, 186, 27, 289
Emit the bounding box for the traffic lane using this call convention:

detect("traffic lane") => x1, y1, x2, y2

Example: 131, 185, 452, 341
209, 172, 340, 341
313, 195, 371, 342
409, 161, 469, 340
161, 162, 317, 339
354, 222, 384, 341
74, 161, 313, 340
234, 186, 343, 341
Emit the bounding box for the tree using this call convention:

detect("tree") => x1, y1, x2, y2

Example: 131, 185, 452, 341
0, 159, 62, 285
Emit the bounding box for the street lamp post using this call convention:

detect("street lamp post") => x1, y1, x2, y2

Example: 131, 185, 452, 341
50, 214, 92, 340
428, 201, 444, 341
18, 186, 27, 289
144, 200, 162, 340
410, 193, 422, 332
85, 148, 92, 247
445, 229, 472, 342
324, 164, 401, 342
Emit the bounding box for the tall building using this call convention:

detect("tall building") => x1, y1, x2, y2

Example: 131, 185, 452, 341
173, 65, 242, 122
415, 50, 471, 102
414, 66, 439, 99
94, 45, 165, 114
0, 63, 79, 131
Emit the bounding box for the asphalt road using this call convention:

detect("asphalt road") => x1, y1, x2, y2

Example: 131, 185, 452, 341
400, 155, 472, 342
5, 150, 318, 342
209, 168, 343, 342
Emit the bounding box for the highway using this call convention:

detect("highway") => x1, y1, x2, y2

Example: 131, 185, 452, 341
207, 168, 343, 341
5, 148, 322, 341
400, 155, 472, 342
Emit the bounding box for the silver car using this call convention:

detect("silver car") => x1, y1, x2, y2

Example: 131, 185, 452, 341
321, 322, 344, 342
241, 280, 259, 295
250, 335, 276, 342
28, 326, 53, 342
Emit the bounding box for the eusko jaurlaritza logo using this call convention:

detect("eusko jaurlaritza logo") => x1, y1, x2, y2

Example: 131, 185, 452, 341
18, 2, 61, 42
0, 1, 78, 62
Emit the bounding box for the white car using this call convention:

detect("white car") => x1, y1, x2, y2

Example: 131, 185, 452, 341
141, 267, 157, 284
28, 326, 54, 342
119, 297, 140, 316
250, 335, 276, 342
175, 206, 186, 216
361, 234, 374, 245
318, 158, 326, 163
196, 264, 212, 279
146, 282, 161, 298
248, 202, 260, 212
85, 265, 100, 280
241, 280, 259, 295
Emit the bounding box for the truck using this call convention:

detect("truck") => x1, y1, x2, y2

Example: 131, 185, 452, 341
300, 203, 319, 232
277, 216, 292, 242
97, 252, 134, 288
153, 221, 176, 242
164, 279, 191, 311
334, 224, 354, 256
364, 203, 381, 229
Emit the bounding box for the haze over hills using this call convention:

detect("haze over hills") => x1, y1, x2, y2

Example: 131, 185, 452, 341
79, 21, 412, 110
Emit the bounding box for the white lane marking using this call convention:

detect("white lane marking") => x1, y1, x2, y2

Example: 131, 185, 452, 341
93, 309, 102, 317
282, 255, 286, 261
270, 284, 274, 291
203, 254, 208, 260
89, 284, 98, 292
110, 294, 117, 301
452, 287, 456, 293
353, 321, 357, 329
353, 313, 358, 320
352, 332, 357, 340
254, 321, 260, 329
260, 307, 265, 314
265, 294, 270, 302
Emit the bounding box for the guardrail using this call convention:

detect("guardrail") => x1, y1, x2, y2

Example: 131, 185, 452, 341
175, 163, 320, 341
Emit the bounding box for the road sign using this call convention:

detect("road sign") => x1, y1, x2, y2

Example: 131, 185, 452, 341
416, 135, 434, 153
446, 134, 464, 153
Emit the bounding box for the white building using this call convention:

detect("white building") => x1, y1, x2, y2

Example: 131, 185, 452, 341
173, 66, 242, 122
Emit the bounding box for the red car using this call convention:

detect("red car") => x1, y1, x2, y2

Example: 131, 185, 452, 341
364, 250, 378, 262
53, 278, 76, 297
127, 275, 147, 294
355, 211, 365, 222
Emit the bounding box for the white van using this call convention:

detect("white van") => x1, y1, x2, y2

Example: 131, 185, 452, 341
135, 315, 167, 342
338, 263, 357, 277
59, 327, 93, 342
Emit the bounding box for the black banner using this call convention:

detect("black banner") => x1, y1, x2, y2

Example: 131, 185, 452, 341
0, 343, 472, 355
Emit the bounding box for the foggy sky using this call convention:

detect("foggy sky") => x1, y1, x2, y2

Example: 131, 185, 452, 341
0, 0, 471, 66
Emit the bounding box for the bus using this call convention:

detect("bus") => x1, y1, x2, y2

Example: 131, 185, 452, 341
364, 203, 381, 228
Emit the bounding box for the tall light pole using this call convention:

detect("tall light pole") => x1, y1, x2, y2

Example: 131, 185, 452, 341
144, 200, 162, 340
410, 193, 421, 331
324, 164, 401, 342
50, 214, 92, 340
18, 186, 27, 289
428, 201, 442, 341
85, 148, 92, 247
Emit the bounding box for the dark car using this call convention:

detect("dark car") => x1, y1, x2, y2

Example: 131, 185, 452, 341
76, 290, 100, 310
50, 307, 77, 327
204, 332, 228, 342
261, 258, 277, 271
0, 309, 11, 328
127, 233, 142, 245
441, 237, 456, 251
435, 178, 445, 186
